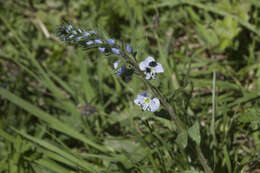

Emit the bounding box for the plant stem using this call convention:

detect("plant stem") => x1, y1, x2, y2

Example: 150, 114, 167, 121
123, 53, 213, 173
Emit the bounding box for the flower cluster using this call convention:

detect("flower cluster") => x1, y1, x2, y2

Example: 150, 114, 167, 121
57, 23, 127, 56
57, 22, 164, 112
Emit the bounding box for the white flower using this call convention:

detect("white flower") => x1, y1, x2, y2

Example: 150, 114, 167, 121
113, 60, 126, 75
139, 56, 164, 80
111, 48, 120, 55
134, 91, 160, 112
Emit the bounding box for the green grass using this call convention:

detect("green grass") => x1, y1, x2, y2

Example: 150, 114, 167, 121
0, 0, 260, 172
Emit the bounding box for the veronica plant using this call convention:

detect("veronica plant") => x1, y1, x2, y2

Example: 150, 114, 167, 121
57, 21, 213, 173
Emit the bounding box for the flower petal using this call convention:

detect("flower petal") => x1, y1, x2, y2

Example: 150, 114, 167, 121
76, 36, 82, 41
116, 66, 126, 75
144, 56, 155, 64
72, 30, 77, 35
89, 30, 96, 34
111, 48, 120, 55
126, 44, 132, 53
153, 63, 164, 73
148, 98, 160, 112
142, 103, 150, 111
113, 60, 126, 75
139, 56, 155, 71
66, 24, 73, 32
95, 40, 103, 44
98, 47, 105, 52
83, 32, 89, 37
134, 95, 145, 106
86, 41, 94, 45
139, 61, 148, 71
107, 39, 115, 45
113, 60, 120, 69
144, 72, 152, 80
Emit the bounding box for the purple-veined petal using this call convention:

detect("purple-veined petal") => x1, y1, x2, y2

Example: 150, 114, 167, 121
153, 63, 164, 73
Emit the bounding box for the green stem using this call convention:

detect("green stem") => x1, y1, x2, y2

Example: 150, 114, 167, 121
123, 53, 213, 173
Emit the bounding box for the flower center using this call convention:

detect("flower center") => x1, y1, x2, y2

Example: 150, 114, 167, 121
149, 61, 157, 67
145, 67, 151, 73
144, 98, 151, 104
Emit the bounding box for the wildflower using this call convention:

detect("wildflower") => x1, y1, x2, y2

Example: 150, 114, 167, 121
111, 48, 120, 55
134, 91, 160, 112
113, 60, 126, 75
72, 30, 77, 35
95, 40, 103, 44
126, 44, 132, 53
83, 32, 89, 37
98, 47, 106, 52
68, 35, 74, 39
89, 30, 96, 34
78, 28, 82, 33
107, 39, 115, 45
66, 24, 73, 32
86, 41, 94, 45
139, 56, 164, 80
76, 36, 82, 41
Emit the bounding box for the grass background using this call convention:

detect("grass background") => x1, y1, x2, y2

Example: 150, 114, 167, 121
0, 0, 260, 172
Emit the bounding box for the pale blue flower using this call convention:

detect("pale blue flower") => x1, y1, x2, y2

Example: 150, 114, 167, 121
83, 32, 89, 37
86, 41, 94, 45
95, 40, 103, 44
126, 44, 132, 53
78, 28, 82, 33
111, 48, 120, 55
113, 60, 126, 75
76, 36, 82, 41
66, 24, 73, 32
139, 56, 164, 80
89, 30, 96, 34
68, 35, 74, 39
98, 47, 105, 52
134, 91, 160, 112
107, 39, 115, 45
72, 30, 77, 35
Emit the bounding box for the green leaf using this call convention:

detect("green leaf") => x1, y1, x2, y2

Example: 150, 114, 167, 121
196, 23, 219, 48
0, 88, 111, 153
188, 121, 201, 145
176, 131, 188, 149
12, 128, 99, 172
183, 170, 200, 173
238, 108, 260, 123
